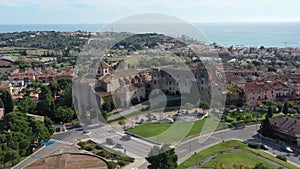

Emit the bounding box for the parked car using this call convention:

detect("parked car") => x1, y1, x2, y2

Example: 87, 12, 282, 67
196, 113, 203, 118
176, 111, 183, 116
122, 135, 131, 141
282, 146, 293, 153
106, 138, 115, 145
259, 144, 269, 150
115, 143, 124, 149
82, 130, 90, 134
136, 119, 144, 124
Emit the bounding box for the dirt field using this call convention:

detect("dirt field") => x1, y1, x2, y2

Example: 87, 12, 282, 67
25, 153, 108, 169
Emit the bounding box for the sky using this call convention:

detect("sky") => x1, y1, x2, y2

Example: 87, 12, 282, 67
0, 0, 300, 24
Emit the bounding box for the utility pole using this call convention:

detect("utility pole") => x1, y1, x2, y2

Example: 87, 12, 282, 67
111, 154, 114, 169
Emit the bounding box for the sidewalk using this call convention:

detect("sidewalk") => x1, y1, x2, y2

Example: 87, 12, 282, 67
116, 131, 158, 147
12, 145, 46, 169
123, 158, 146, 169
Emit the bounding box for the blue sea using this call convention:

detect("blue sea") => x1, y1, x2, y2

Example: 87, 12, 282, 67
0, 22, 299, 48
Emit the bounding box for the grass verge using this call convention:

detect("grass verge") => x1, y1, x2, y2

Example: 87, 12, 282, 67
178, 140, 298, 169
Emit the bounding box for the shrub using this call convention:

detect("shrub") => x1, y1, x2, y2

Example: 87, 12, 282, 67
95, 145, 103, 150
276, 154, 287, 162
78, 142, 86, 149
117, 161, 126, 167
97, 151, 108, 157
85, 146, 93, 151
248, 142, 260, 149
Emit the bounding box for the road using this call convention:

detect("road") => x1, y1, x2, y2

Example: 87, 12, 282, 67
13, 142, 72, 169
14, 124, 300, 169
175, 124, 260, 163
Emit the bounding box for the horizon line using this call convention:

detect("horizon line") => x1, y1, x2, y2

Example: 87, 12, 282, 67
1, 21, 300, 25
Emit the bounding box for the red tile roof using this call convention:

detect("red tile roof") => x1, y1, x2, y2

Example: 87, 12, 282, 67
271, 116, 300, 138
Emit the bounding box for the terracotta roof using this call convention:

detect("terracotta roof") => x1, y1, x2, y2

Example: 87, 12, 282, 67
271, 116, 300, 137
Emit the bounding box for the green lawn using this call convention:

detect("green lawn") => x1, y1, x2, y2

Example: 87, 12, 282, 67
202, 151, 276, 168
126, 116, 228, 143
178, 140, 298, 169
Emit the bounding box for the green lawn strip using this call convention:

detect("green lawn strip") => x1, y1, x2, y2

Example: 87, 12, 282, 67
178, 140, 298, 169
127, 123, 172, 138
178, 140, 242, 168
149, 122, 194, 143
202, 151, 277, 168
244, 147, 298, 169
126, 117, 228, 144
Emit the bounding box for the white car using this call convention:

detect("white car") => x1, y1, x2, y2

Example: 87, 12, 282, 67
286, 146, 293, 153
282, 146, 293, 153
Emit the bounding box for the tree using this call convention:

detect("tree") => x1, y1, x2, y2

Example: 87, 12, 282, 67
283, 102, 289, 115
0, 89, 14, 114
29, 118, 51, 141
199, 102, 210, 113
118, 119, 126, 129
59, 84, 73, 107
49, 82, 59, 97
276, 102, 283, 113
57, 78, 72, 90
265, 100, 276, 106
4, 149, 20, 166
39, 85, 52, 100
267, 106, 273, 118
54, 106, 74, 123
0, 112, 51, 165
102, 102, 112, 112
146, 144, 178, 169
261, 115, 272, 137
20, 50, 27, 56
18, 96, 37, 114
44, 117, 55, 135
36, 93, 55, 118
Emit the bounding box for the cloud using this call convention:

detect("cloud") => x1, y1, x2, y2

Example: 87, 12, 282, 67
0, 0, 299, 23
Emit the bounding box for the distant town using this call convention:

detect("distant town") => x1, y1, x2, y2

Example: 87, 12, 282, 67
1, 31, 300, 169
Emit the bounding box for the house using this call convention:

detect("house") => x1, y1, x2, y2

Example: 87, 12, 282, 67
95, 61, 147, 108
271, 116, 300, 143
8, 72, 35, 84
244, 80, 291, 107
0, 81, 13, 95
151, 62, 212, 102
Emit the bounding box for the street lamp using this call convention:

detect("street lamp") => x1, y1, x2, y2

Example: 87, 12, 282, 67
111, 154, 114, 169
